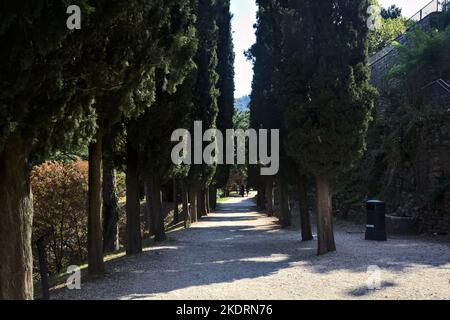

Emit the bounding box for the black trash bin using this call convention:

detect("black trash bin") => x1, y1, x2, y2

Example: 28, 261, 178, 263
365, 200, 387, 241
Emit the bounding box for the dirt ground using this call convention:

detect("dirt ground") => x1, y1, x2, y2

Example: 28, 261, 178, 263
52, 196, 450, 300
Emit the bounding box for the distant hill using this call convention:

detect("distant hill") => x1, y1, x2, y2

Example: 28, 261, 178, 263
234, 95, 250, 112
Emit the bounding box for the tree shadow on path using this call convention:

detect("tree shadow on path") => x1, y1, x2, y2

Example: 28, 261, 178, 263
52, 196, 450, 300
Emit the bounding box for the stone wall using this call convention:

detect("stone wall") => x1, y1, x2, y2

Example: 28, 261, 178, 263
370, 12, 445, 87
382, 113, 450, 234
369, 13, 445, 121
368, 12, 450, 234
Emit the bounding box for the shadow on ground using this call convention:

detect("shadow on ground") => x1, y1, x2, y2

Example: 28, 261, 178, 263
52, 196, 450, 300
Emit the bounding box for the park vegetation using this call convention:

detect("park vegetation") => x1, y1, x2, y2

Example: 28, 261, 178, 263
8, 0, 444, 300
249, 0, 376, 255
0, 0, 234, 299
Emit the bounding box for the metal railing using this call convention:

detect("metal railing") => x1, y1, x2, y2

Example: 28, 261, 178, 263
422, 79, 450, 109
422, 78, 450, 93
370, 0, 448, 63
409, 0, 448, 22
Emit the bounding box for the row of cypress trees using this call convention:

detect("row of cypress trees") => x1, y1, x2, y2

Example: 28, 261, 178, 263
249, 0, 377, 255
0, 0, 234, 299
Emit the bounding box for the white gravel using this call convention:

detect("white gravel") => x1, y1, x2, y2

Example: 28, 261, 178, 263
52, 196, 450, 300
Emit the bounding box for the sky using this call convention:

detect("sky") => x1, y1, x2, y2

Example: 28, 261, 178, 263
230, 0, 434, 98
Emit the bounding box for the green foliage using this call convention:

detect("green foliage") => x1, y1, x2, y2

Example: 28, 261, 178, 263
0, 0, 188, 159
230, 109, 251, 183
216, 0, 235, 133
233, 110, 250, 130
336, 26, 450, 213
0, 1, 97, 158
249, 0, 285, 132
283, 0, 377, 179
132, 0, 198, 183
381, 5, 402, 20
390, 28, 450, 93
248, 0, 286, 185
383, 103, 447, 162
368, 17, 409, 55
139, 71, 198, 183
214, 0, 235, 188
81, 1, 192, 130
188, 0, 220, 188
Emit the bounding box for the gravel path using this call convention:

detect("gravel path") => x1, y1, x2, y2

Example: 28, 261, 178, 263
53, 196, 450, 300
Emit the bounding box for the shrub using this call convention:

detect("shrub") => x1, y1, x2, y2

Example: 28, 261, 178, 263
32, 160, 88, 275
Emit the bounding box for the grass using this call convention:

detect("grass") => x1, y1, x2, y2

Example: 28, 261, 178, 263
217, 197, 234, 203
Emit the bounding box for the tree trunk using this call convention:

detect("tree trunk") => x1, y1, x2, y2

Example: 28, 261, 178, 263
209, 186, 217, 211
316, 176, 336, 255
257, 183, 265, 211
102, 160, 120, 253
197, 189, 206, 218
144, 184, 152, 234
125, 137, 142, 255
181, 180, 191, 228
298, 174, 313, 241
189, 187, 198, 222
144, 179, 154, 236
0, 138, 33, 299
88, 132, 105, 275
149, 176, 167, 242
277, 176, 292, 228
173, 179, 179, 224
205, 187, 211, 214
265, 178, 274, 216
213, 187, 218, 210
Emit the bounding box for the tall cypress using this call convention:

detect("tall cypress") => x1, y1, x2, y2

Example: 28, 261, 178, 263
188, 0, 220, 219
122, 0, 198, 247
249, 0, 291, 224
0, 1, 97, 299
80, 0, 182, 273
136, 0, 198, 241
283, 0, 377, 255
213, 0, 235, 207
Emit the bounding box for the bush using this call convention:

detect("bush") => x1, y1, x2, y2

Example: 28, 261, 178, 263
32, 160, 88, 275
368, 17, 409, 56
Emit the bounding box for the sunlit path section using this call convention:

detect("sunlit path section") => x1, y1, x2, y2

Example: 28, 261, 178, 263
53, 195, 450, 300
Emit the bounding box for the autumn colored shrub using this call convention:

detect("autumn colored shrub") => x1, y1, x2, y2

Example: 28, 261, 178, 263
31, 160, 89, 275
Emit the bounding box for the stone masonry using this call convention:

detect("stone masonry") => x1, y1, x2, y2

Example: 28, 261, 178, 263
369, 11, 450, 234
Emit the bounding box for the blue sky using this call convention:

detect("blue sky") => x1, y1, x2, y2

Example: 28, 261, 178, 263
230, 0, 433, 98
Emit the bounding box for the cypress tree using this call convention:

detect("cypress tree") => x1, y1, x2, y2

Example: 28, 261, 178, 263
249, 0, 273, 213
283, 0, 377, 255
102, 124, 123, 253
136, 0, 198, 241
188, 0, 220, 220
249, 0, 292, 224
75, 0, 201, 263
139, 74, 196, 241
0, 1, 97, 299
123, 0, 198, 249
79, 0, 172, 273
212, 0, 235, 208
